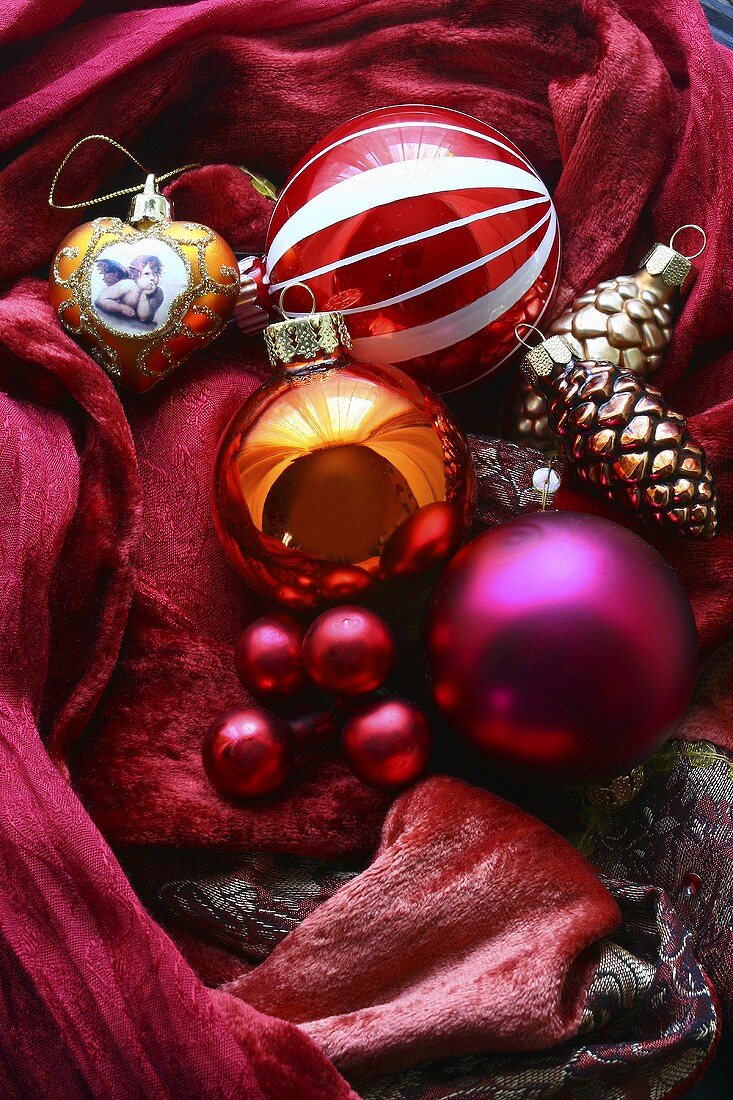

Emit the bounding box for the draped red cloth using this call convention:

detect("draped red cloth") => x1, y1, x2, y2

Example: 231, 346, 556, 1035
0, 0, 731, 1095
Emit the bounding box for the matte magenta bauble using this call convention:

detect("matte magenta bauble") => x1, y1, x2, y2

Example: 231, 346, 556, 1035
262, 104, 560, 392
342, 697, 432, 789
202, 707, 294, 797
427, 511, 698, 783
302, 606, 395, 697
233, 615, 306, 699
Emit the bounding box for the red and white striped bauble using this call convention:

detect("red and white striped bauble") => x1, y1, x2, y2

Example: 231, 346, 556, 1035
262, 104, 560, 393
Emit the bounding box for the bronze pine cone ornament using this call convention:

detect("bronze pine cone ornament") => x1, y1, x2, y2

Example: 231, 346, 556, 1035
521, 334, 719, 539
548, 359, 718, 537
508, 376, 554, 454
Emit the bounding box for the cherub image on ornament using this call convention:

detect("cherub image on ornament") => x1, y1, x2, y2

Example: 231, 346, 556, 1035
90, 237, 188, 335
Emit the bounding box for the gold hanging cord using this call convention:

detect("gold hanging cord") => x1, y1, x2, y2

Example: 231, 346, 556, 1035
49, 134, 200, 211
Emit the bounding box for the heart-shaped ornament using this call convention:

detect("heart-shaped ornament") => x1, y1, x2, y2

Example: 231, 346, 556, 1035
49, 177, 239, 393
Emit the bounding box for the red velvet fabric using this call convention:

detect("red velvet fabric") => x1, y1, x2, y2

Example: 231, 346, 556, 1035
230, 777, 620, 1076
0, 0, 731, 1094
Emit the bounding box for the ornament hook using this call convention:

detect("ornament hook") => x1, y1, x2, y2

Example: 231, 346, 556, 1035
279, 282, 317, 319
669, 224, 707, 260
514, 322, 546, 350
533, 452, 560, 511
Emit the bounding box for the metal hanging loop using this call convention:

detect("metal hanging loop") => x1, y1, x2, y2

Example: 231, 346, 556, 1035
278, 282, 317, 319
514, 322, 546, 349
669, 224, 707, 260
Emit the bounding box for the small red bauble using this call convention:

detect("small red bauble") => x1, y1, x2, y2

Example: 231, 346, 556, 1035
202, 707, 294, 798
302, 606, 395, 696
261, 104, 560, 393
342, 697, 432, 789
233, 615, 306, 699
427, 511, 698, 783
380, 500, 464, 579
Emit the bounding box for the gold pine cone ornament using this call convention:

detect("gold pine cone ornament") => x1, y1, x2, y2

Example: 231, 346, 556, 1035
511, 231, 703, 451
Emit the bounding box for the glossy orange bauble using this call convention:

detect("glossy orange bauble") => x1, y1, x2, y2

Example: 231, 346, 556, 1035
49, 217, 239, 392
212, 312, 474, 611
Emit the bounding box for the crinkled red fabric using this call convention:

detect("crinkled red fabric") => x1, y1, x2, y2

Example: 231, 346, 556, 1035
0, 331, 356, 1098
0, 0, 731, 1094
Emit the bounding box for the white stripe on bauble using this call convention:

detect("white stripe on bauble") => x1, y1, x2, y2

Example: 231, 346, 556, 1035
268, 195, 548, 293
440, 225, 562, 393
348, 209, 557, 364
277, 119, 537, 208
340, 209, 552, 316
266, 157, 548, 274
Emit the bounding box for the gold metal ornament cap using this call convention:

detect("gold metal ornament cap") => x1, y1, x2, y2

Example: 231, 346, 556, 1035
519, 332, 583, 385
128, 173, 172, 226
640, 225, 706, 291
640, 243, 692, 289
264, 306, 352, 370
